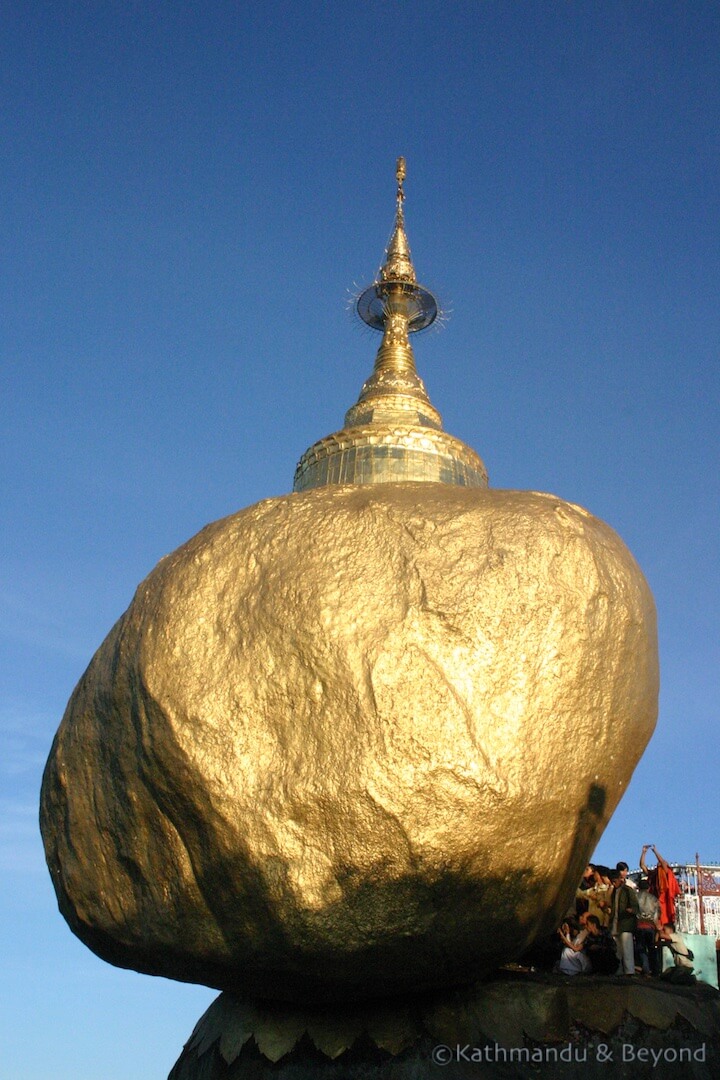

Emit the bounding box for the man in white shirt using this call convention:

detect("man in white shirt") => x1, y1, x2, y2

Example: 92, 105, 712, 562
659, 923, 693, 971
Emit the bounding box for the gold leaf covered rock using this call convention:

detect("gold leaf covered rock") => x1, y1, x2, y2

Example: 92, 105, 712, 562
40, 161, 658, 1005
40, 482, 657, 1001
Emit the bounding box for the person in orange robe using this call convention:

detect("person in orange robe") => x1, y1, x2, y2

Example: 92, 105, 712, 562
639, 844, 681, 925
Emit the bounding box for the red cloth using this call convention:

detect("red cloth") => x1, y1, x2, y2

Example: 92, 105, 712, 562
649, 865, 681, 925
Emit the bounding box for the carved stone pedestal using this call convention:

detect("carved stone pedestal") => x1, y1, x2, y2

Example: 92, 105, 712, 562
169, 972, 720, 1080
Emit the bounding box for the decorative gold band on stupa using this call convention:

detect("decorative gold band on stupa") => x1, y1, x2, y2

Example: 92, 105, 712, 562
293, 159, 488, 492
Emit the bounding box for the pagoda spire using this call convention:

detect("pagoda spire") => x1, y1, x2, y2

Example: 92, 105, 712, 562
379, 156, 416, 284
293, 159, 487, 493
347, 157, 440, 427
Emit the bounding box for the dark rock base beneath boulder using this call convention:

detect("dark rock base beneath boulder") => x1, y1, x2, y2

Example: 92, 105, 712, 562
169, 972, 720, 1080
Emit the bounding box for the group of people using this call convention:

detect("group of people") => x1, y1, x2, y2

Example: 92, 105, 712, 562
554, 844, 694, 981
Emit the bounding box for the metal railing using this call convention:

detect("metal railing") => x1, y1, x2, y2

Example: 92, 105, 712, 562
672, 861, 720, 938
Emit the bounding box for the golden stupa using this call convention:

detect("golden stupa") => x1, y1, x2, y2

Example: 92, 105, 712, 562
294, 158, 487, 491
40, 161, 658, 1006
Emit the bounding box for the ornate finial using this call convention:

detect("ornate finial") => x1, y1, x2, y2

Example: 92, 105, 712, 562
292, 160, 488, 493
357, 161, 435, 327
396, 156, 406, 215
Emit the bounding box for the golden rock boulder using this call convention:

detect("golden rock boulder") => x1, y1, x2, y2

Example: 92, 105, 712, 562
41, 161, 659, 1005
40, 482, 658, 1001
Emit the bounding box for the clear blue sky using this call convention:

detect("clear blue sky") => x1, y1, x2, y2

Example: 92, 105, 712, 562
2, 3, 718, 1077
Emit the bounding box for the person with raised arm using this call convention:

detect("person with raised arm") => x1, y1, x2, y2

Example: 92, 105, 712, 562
639, 844, 681, 926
